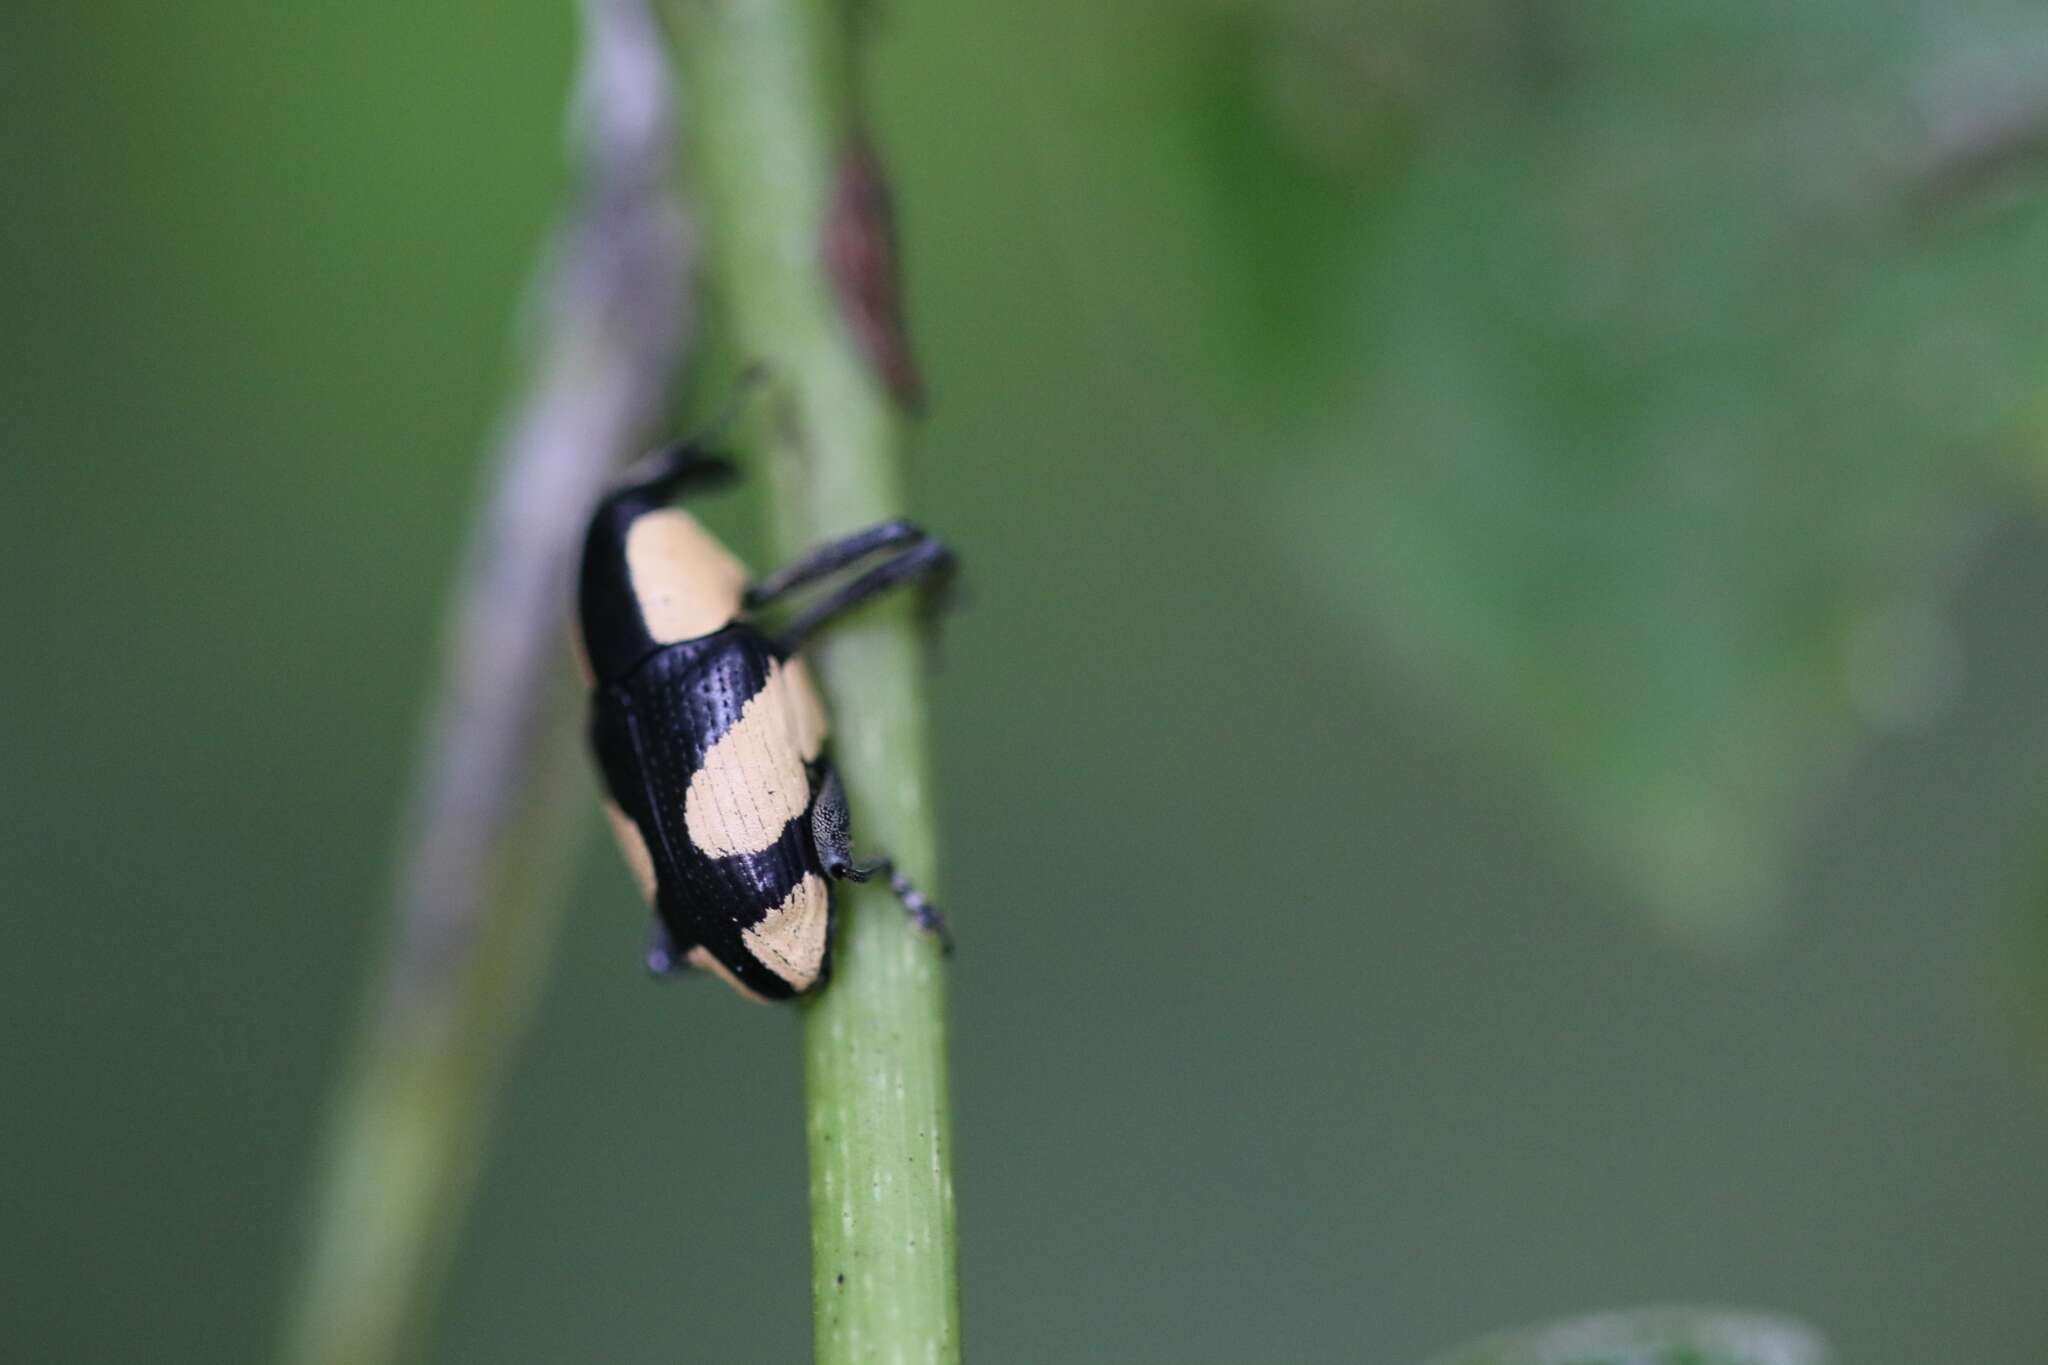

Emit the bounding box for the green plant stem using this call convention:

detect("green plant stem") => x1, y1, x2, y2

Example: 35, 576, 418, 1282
666, 3, 960, 1361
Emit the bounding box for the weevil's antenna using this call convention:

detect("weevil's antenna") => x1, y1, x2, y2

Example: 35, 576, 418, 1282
605, 363, 771, 499
693, 360, 772, 446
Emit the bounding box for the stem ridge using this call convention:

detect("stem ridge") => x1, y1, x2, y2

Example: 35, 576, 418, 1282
667, 1, 962, 1359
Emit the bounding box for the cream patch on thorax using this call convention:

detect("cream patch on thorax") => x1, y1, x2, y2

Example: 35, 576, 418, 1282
684, 659, 828, 857
624, 508, 748, 643
742, 873, 831, 990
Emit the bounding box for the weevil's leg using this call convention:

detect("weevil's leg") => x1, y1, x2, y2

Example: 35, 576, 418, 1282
744, 520, 928, 610
645, 920, 692, 978
810, 768, 954, 950
811, 768, 857, 878
775, 537, 958, 654
849, 858, 953, 952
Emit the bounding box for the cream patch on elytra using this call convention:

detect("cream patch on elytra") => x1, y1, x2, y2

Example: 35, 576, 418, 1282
570, 621, 596, 686
742, 873, 830, 990
601, 800, 658, 906
782, 656, 830, 761
683, 660, 819, 857
685, 945, 772, 1004
624, 508, 748, 643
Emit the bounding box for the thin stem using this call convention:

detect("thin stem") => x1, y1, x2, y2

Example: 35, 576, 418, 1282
664, 2, 960, 1362
277, 4, 690, 1361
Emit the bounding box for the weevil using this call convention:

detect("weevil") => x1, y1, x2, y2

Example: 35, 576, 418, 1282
576, 439, 955, 1001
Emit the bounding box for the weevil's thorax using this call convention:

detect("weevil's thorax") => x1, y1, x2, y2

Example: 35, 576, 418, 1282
622, 508, 747, 642
579, 501, 750, 684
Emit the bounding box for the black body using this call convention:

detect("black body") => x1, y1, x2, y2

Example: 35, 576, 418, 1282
577, 440, 956, 1000
587, 623, 831, 1000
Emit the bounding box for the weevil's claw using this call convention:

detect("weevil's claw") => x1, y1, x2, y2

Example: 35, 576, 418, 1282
889, 870, 954, 954
646, 922, 687, 977
832, 854, 954, 952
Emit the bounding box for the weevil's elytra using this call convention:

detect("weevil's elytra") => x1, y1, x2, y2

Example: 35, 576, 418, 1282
683, 658, 828, 858
742, 872, 832, 991
601, 800, 658, 903
576, 439, 957, 1002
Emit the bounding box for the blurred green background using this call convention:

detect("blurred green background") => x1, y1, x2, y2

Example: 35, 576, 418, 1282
8, 0, 2048, 1361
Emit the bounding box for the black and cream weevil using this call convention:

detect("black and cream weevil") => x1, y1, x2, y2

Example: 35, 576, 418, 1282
575, 439, 956, 1002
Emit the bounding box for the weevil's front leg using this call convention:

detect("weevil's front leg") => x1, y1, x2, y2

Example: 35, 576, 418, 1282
774, 536, 957, 654
810, 768, 953, 950
744, 519, 929, 610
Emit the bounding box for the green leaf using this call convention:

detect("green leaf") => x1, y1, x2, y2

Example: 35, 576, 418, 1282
1425, 1305, 1829, 1365
925, 0, 2048, 941
2000, 825, 2048, 1070
1181, 0, 2048, 940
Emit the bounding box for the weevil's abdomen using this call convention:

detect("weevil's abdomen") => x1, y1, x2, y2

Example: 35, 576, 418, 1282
627, 634, 829, 861
589, 625, 838, 1000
